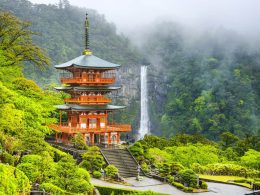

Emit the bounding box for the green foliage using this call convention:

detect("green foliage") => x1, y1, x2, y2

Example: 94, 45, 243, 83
220, 132, 239, 148
129, 142, 144, 157
104, 164, 118, 178
95, 185, 166, 195
144, 22, 260, 139
18, 152, 56, 183
141, 162, 149, 173
0, 11, 50, 68
178, 169, 198, 188
140, 135, 169, 150
71, 133, 88, 150
201, 181, 208, 189
80, 146, 105, 173
240, 149, 260, 170
192, 163, 259, 178
0, 163, 30, 194
1, 151, 15, 165
54, 155, 93, 193
40, 183, 65, 194
165, 144, 219, 167
93, 171, 102, 178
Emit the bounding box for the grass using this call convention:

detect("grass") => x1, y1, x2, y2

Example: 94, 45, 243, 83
199, 175, 252, 188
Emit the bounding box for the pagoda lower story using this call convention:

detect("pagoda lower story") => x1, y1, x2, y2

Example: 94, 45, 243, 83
50, 109, 131, 145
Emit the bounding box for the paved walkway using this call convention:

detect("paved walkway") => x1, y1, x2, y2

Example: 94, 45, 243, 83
91, 177, 252, 195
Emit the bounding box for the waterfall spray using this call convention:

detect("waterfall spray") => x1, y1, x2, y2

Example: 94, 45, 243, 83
138, 66, 149, 139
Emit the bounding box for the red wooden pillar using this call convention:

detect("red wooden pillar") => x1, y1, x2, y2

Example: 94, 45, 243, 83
117, 132, 120, 144
108, 132, 111, 145
90, 133, 94, 145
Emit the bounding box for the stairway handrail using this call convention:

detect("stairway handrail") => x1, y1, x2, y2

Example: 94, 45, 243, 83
100, 149, 110, 165
126, 147, 146, 176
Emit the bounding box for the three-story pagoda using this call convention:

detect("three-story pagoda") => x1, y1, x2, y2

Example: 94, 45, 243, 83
50, 13, 131, 145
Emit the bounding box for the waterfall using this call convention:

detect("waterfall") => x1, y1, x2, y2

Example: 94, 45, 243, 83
138, 66, 149, 139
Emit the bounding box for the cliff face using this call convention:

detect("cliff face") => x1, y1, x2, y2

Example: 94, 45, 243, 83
116, 64, 169, 136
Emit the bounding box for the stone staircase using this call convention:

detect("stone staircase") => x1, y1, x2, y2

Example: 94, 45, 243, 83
101, 148, 143, 178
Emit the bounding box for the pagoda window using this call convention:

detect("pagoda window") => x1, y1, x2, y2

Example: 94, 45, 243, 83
89, 118, 97, 128
80, 117, 87, 128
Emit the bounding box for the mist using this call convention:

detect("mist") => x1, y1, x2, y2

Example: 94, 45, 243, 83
29, 0, 260, 39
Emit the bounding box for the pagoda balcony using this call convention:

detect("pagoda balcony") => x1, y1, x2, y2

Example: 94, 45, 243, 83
49, 123, 131, 134
60, 77, 116, 85
64, 96, 111, 104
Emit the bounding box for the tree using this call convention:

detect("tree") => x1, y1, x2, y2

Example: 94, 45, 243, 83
220, 132, 239, 148
0, 12, 50, 68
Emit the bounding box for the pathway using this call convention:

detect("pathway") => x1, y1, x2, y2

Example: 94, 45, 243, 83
91, 177, 252, 195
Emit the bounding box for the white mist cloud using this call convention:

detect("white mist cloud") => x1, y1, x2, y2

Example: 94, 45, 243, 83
29, 0, 260, 37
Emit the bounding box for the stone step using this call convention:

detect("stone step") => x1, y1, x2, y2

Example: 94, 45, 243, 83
101, 148, 143, 178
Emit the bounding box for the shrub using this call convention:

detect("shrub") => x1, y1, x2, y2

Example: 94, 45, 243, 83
178, 169, 198, 188
105, 164, 118, 178
159, 163, 171, 177
201, 181, 208, 189
93, 171, 102, 179
40, 183, 65, 194
1, 151, 15, 165
141, 162, 149, 173
129, 142, 144, 157
17, 163, 39, 183
95, 185, 165, 195
80, 146, 105, 173
71, 133, 88, 150
170, 162, 184, 174
171, 181, 185, 190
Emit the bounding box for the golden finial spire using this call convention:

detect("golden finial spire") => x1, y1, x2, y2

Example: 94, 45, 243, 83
83, 13, 92, 55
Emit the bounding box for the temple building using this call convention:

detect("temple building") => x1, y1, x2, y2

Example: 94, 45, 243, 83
50, 13, 131, 145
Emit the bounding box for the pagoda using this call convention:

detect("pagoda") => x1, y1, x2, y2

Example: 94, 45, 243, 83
50, 13, 131, 145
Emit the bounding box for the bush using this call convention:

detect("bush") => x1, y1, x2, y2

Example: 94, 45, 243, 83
93, 171, 102, 179
171, 181, 185, 190
1, 151, 15, 165
170, 162, 184, 174
95, 185, 165, 195
105, 164, 118, 178
80, 146, 105, 173
40, 183, 65, 194
129, 142, 144, 157
201, 181, 208, 189
71, 133, 88, 150
141, 162, 149, 173
178, 169, 197, 188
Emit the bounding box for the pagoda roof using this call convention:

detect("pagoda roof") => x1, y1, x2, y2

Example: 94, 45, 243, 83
55, 55, 120, 69
55, 86, 121, 92
55, 104, 125, 111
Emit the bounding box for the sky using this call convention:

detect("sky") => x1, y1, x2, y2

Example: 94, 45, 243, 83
29, 0, 260, 37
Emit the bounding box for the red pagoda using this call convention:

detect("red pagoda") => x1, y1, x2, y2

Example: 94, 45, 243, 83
50, 13, 131, 145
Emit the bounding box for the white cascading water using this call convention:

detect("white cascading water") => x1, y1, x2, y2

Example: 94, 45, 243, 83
138, 66, 149, 139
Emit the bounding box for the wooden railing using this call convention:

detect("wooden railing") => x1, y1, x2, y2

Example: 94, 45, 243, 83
49, 123, 131, 133
60, 77, 115, 85
64, 96, 111, 104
